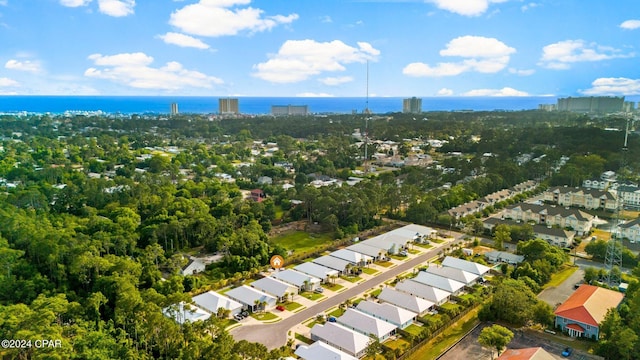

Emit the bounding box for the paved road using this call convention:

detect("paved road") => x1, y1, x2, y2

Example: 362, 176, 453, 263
230, 239, 462, 349
538, 268, 585, 307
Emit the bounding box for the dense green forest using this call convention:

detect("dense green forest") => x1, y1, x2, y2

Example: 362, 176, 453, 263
0, 110, 639, 359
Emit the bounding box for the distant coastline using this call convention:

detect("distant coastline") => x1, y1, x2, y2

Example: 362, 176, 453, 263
0, 95, 637, 115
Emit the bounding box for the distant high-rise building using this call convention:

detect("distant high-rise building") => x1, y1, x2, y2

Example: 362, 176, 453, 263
403, 97, 422, 113
623, 101, 636, 113
557, 96, 624, 114
538, 104, 557, 111
271, 105, 308, 116
170, 102, 178, 115
219, 98, 239, 114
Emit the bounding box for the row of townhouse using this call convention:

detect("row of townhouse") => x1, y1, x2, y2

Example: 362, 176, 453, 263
483, 218, 577, 248
448, 180, 538, 220
542, 186, 617, 211
502, 203, 595, 235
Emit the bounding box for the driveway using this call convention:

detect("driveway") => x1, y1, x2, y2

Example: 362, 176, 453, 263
538, 268, 584, 307
230, 238, 461, 349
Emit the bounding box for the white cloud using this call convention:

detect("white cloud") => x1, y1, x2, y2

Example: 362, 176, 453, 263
620, 19, 640, 30
157, 32, 210, 49
0, 0, 7, 6
296, 92, 334, 97
85, 52, 223, 90
60, 0, 92, 7
428, 0, 508, 17
403, 36, 515, 77
169, 0, 298, 37
580, 77, 640, 96
253, 39, 380, 83
437, 88, 454, 96
521, 2, 539, 11
462, 87, 529, 96
5, 59, 42, 73
319, 76, 353, 86
320, 15, 332, 23
97, 0, 134, 17
539, 40, 633, 69
0, 77, 19, 87
508, 68, 535, 76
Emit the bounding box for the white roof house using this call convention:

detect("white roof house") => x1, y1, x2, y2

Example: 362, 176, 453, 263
442, 256, 491, 276
180, 256, 206, 276
295, 341, 358, 360
313, 255, 352, 273
162, 302, 211, 324
330, 249, 372, 266
396, 280, 451, 305
251, 276, 298, 300
363, 232, 411, 254
426, 265, 479, 285
378, 288, 434, 315
347, 242, 387, 259
336, 308, 398, 340
412, 271, 466, 294
271, 269, 321, 291
391, 224, 438, 240
356, 300, 416, 329
226, 285, 277, 311
310, 322, 370, 358
294, 262, 339, 282
192, 291, 243, 316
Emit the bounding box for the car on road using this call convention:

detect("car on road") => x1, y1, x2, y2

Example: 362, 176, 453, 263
328, 316, 337, 322
276, 305, 286, 311
562, 347, 573, 357
234, 314, 244, 321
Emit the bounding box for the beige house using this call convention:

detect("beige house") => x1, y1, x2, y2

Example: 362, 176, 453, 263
503, 203, 594, 235
543, 186, 617, 211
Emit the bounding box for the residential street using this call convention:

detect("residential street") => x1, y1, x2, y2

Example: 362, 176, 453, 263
230, 236, 462, 349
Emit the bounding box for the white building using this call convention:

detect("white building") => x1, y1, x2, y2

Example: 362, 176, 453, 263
313, 255, 352, 274
226, 285, 277, 312
192, 291, 243, 317
294, 341, 358, 360
425, 265, 479, 286
294, 262, 339, 283
347, 242, 387, 260
329, 249, 372, 266
271, 269, 321, 292
378, 288, 434, 315
163, 302, 211, 324
356, 300, 416, 329
336, 308, 397, 341
250, 276, 298, 302
412, 271, 466, 295
310, 322, 370, 358
619, 218, 640, 243
180, 256, 206, 276
441, 256, 491, 276
395, 280, 451, 305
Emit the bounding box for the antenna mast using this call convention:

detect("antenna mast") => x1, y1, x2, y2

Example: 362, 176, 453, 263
363, 61, 371, 173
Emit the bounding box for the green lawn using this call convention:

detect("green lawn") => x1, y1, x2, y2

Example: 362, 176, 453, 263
384, 337, 411, 352
300, 291, 325, 301
376, 261, 394, 267
389, 254, 409, 261
295, 333, 313, 344
322, 283, 344, 291
329, 307, 346, 318
415, 243, 433, 249
408, 249, 421, 255
369, 288, 382, 298
250, 312, 279, 322
404, 324, 424, 337
274, 204, 285, 220
543, 265, 579, 289
362, 267, 379, 275
271, 231, 334, 253
341, 275, 363, 283
431, 239, 445, 244
407, 307, 480, 360
284, 302, 304, 311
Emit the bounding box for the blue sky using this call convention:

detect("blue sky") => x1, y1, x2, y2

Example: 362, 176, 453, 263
0, 0, 639, 97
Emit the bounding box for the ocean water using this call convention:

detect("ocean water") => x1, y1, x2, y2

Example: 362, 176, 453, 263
0, 95, 635, 115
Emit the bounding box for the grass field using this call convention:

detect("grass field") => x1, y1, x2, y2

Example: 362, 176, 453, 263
300, 291, 324, 301
284, 302, 304, 311
404, 324, 425, 337
415, 243, 433, 249
251, 312, 279, 321
295, 333, 313, 344
329, 307, 346, 318
384, 337, 411, 351
363, 267, 379, 275
406, 307, 480, 360
271, 231, 334, 253
543, 265, 579, 289
341, 275, 363, 283
376, 261, 394, 267
322, 283, 344, 291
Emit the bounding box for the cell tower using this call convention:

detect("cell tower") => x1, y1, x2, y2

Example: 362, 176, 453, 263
604, 116, 634, 285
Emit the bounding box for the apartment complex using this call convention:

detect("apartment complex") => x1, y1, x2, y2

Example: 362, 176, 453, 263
502, 203, 595, 235
542, 186, 617, 211
557, 96, 625, 114
219, 98, 239, 114
271, 104, 308, 116
402, 97, 422, 114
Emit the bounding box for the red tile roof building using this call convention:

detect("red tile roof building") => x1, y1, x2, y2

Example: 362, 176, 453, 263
497, 347, 555, 360
554, 284, 624, 339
